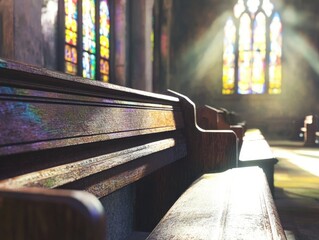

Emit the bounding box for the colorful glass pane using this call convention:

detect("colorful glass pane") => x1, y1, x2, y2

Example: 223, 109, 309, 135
252, 13, 266, 94
82, 0, 96, 79
269, 13, 282, 94
65, 45, 78, 63
83, 52, 96, 79
65, 29, 77, 46
64, 0, 78, 75
223, 0, 281, 95
100, 0, 110, 82
247, 0, 260, 15
65, 62, 77, 75
234, 0, 245, 18
238, 13, 252, 94
262, 0, 274, 17
64, 0, 112, 81
151, 25, 154, 62
222, 18, 236, 94
100, 59, 109, 82
83, 0, 96, 54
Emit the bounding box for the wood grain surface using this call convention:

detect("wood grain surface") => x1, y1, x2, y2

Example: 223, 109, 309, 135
147, 167, 286, 240
0, 187, 106, 240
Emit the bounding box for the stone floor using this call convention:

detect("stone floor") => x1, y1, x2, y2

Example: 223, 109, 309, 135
270, 141, 319, 240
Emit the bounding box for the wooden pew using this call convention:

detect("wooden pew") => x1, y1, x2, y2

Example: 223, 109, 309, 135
0, 58, 238, 239
145, 98, 286, 239
0, 188, 106, 240
0, 59, 286, 239
197, 105, 245, 149
301, 114, 319, 146
238, 129, 278, 195
197, 105, 277, 195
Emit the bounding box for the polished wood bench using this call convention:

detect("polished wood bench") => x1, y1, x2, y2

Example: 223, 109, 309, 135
239, 129, 278, 195
147, 167, 286, 239
197, 106, 277, 195
0, 59, 238, 239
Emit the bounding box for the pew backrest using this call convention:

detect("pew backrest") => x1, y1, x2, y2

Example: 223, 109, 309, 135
0, 58, 238, 237
197, 105, 245, 149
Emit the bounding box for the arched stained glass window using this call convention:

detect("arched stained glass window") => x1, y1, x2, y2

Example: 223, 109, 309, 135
222, 18, 236, 94
63, 0, 111, 82
269, 13, 282, 94
238, 13, 252, 94
100, 0, 111, 82
222, 0, 282, 95
65, 0, 78, 75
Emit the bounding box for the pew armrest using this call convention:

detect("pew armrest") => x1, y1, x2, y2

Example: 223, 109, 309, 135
0, 188, 106, 240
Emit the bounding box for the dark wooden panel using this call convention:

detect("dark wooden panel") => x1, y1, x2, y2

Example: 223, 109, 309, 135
168, 90, 238, 174
135, 91, 238, 231
0, 59, 184, 156
0, 86, 184, 156
0, 138, 186, 196
197, 105, 225, 130
0, 187, 106, 240
0, 58, 179, 104
197, 105, 245, 150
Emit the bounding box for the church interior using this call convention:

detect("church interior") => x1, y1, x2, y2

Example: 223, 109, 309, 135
0, 0, 319, 239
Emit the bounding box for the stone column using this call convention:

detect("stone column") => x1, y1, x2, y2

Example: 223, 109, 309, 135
113, 0, 128, 86
14, 0, 44, 66
130, 0, 154, 91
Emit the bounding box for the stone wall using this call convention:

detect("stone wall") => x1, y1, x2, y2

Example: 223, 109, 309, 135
168, 0, 319, 139
14, 0, 44, 66
0, 0, 58, 69
41, 0, 58, 70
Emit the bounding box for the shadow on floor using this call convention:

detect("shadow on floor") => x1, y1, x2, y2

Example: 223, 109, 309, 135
271, 142, 319, 240
275, 187, 319, 240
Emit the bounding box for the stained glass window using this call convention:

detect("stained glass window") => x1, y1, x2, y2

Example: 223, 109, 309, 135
63, 0, 111, 82
269, 13, 282, 94
238, 13, 252, 94
252, 13, 266, 94
65, 0, 78, 75
222, 0, 282, 95
100, 0, 110, 82
82, 0, 96, 79
222, 18, 236, 94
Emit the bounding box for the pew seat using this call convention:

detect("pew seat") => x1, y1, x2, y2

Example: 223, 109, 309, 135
239, 129, 278, 195
147, 167, 286, 240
